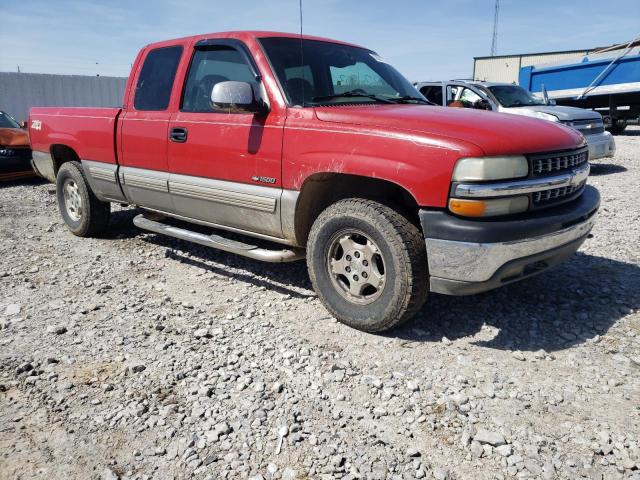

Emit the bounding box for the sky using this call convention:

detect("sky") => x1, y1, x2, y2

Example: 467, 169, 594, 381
1, 0, 638, 82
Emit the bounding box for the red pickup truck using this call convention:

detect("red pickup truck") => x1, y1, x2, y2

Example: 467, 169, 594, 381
29, 31, 599, 332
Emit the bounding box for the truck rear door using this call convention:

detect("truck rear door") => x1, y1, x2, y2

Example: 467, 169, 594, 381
118, 44, 183, 211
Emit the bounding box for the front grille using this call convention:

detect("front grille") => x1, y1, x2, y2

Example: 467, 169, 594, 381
529, 148, 588, 176
580, 126, 605, 135
562, 119, 605, 136
533, 180, 586, 206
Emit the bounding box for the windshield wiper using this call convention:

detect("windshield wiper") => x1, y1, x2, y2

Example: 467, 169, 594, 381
388, 95, 433, 105
311, 90, 396, 104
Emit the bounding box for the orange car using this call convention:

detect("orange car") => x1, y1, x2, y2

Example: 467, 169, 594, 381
0, 111, 34, 181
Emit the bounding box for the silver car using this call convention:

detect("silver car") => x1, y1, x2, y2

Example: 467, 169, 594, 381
416, 80, 616, 161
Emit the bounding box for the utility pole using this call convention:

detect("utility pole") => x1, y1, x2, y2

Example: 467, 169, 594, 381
490, 0, 500, 56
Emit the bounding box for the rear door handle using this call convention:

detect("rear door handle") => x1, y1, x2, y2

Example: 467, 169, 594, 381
170, 127, 188, 143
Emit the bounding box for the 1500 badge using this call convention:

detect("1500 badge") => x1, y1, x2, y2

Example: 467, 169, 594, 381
251, 176, 277, 184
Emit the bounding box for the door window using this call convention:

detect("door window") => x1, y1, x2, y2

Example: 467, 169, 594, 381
458, 87, 483, 107
446, 85, 461, 105
446, 85, 484, 108
133, 46, 183, 111
419, 85, 442, 105
181, 47, 258, 113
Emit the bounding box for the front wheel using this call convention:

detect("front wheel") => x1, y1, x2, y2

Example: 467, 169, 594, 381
307, 199, 429, 332
56, 161, 110, 237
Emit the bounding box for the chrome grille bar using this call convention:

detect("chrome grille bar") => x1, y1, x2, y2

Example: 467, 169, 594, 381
453, 162, 590, 199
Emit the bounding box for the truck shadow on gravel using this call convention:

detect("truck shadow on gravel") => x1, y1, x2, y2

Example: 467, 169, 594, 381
589, 163, 627, 176
396, 253, 640, 352
106, 209, 314, 298
0, 177, 47, 189
107, 209, 638, 352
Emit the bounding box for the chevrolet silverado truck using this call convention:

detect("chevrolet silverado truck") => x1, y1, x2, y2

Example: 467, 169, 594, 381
416, 80, 616, 161
28, 31, 600, 332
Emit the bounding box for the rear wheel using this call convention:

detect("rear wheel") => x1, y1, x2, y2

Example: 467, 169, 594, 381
56, 161, 110, 237
307, 198, 429, 332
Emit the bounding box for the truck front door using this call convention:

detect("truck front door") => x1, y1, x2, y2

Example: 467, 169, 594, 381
167, 40, 285, 238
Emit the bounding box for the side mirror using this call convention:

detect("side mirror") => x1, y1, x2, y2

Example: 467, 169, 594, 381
20, 121, 28, 129
211, 81, 269, 115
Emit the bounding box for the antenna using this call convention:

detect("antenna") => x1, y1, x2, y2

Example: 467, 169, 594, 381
490, 0, 500, 56
298, 0, 305, 106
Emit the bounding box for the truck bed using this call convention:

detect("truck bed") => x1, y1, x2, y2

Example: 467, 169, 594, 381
29, 107, 121, 168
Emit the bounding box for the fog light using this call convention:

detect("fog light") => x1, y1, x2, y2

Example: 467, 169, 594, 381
449, 196, 529, 217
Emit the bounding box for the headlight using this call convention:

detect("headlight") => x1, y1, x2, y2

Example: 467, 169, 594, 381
452, 155, 528, 181
530, 111, 559, 122
449, 196, 529, 217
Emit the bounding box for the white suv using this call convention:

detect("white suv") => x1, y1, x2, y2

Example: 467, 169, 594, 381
416, 80, 616, 160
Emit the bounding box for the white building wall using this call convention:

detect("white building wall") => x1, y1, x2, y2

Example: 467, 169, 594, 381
474, 51, 590, 84
473, 56, 522, 83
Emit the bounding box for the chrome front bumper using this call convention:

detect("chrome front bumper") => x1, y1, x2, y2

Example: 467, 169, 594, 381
420, 186, 600, 295
426, 214, 595, 294
586, 131, 615, 160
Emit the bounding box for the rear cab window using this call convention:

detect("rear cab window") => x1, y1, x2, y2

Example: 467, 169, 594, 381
133, 45, 183, 111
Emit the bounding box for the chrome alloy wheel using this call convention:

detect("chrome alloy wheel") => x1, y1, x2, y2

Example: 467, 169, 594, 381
326, 230, 386, 305
63, 179, 83, 222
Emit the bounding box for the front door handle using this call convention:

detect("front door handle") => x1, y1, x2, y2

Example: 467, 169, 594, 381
170, 127, 188, 143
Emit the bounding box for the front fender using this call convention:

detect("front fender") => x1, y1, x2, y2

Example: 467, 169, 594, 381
282, 127, 474, 207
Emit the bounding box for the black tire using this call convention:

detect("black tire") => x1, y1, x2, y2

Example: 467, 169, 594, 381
307, 198, 429, 332
607, 119, 627, 135
610, 124, 627, 135
56, 161, 110, 237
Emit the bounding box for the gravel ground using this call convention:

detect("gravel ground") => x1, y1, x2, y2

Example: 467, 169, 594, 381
1, 129, 639, 480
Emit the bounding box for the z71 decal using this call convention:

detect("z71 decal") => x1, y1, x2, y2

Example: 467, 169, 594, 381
31, 120, 42, 130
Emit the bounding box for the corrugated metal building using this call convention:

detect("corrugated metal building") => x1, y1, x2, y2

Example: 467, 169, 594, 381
0, 72, 127, 122
473, 49, 592, 84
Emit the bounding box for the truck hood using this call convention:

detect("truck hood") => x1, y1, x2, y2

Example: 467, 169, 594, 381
0, 128, 29, 147
314, 105, 583, 156
504, 105, 602, 122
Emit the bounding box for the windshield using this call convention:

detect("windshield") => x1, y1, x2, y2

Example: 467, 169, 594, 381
0, 112, 21, 129
259, 37, 424, 106
487, 85, 546, 108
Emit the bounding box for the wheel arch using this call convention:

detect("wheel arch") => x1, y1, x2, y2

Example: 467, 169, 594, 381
291, 172, 421, 246
49, 143, 81, 177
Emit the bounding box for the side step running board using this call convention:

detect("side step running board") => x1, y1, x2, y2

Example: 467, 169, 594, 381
133, 214, 305, 263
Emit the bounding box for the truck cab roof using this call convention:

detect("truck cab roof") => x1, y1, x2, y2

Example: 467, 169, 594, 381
142, 30, 364, 51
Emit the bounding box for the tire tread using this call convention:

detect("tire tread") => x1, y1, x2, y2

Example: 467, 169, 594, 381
57, 161, 110, 237
307, 198, 428, 332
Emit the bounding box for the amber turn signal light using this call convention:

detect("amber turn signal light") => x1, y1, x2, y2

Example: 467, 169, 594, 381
448, 196, 529, 217
449, 199, 486, 217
